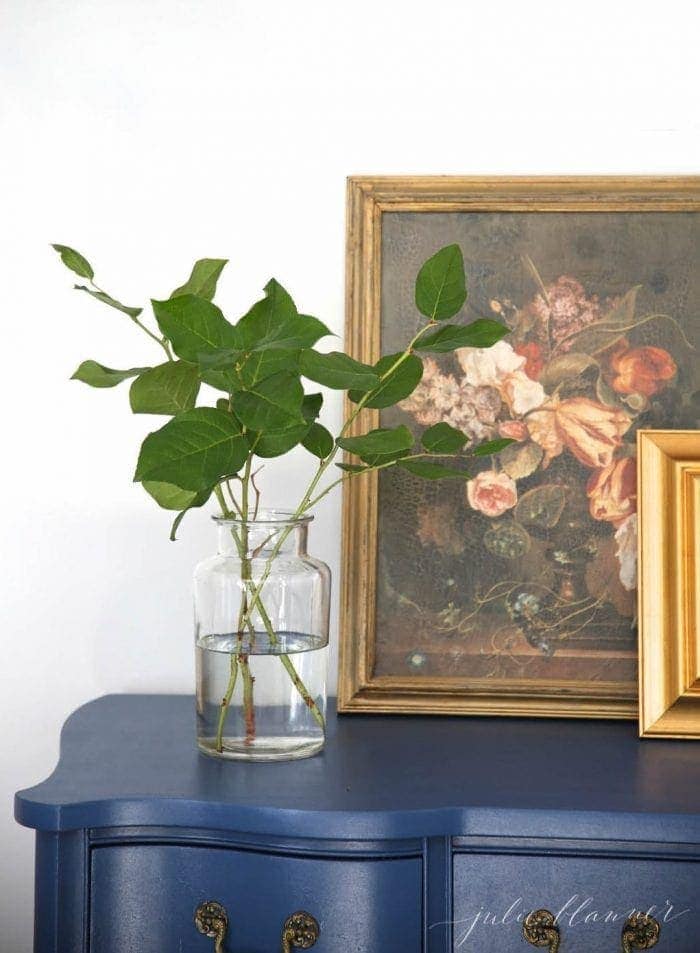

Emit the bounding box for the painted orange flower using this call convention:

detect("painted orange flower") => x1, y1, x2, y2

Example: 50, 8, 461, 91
586, 457, 637, 525
514, 342, 545, 380
527, 396, 632, 469
609, 343, 676, 397
466, 470, 518, 518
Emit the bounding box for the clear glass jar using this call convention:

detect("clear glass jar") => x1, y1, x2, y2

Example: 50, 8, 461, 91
194, 511, 330, 761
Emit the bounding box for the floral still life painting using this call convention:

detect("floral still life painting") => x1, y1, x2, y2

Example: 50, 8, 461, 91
340, 180, 700, 717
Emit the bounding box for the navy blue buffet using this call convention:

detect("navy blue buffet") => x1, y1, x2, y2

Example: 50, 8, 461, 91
15, 695, 700, 952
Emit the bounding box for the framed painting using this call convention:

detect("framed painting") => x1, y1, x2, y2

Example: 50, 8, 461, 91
339, 176, 700, 718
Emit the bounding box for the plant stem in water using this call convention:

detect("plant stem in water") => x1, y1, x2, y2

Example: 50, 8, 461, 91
214, 653, 239, 753
240, 653, 256, 745
249, 583, 325, 730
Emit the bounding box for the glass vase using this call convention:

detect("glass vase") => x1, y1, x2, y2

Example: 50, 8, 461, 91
194, 511, 330, 761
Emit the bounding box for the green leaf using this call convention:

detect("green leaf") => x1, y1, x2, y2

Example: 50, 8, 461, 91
337, 425, 414, 462
71, 360, 149, 388
515, 484, 566, 529
129, 361, 200, 415
499, 442, 543, 480
398, 458, 470, 480
169, 509, 189, 541
421, 421, 469, 454
169, 497, 212, 541
239, 348, 300, 387
142, 480, 210, 511
170, 258, 228, 300
252, 424, 309, 458
415, 319, 509, 352
233, 371, 304, 431
539, 352, 598, 389
74, 285, 143, 318
559, 287, 640, 355
415, 244, 466, 320
235, 279, 331, 351
336, 463, 368, 473
201, 367, 239, 393
483, 521, 531, 559
134, 407, 248, 492
349, 353, 424, 408
299, 350, 379, 390
152, 295, 240, 363
471, 438, 515, 457
52, 244, 94, 279
302, 422, 334, 459
302, 392, 323, 422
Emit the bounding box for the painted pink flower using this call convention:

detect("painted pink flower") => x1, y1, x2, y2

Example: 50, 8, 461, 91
525, 275, 604, 348
466, 470, 518, 518
400, 361, 502, 441
498, 420, 529, 442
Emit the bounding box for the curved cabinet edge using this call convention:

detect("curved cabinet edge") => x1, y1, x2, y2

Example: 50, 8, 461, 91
14, 794, 700, 844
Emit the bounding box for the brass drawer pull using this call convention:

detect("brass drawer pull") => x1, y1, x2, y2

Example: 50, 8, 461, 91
194, 901, 320, 951
523, 908, 661, 952
195, 901, 228, 953
281, 911, 321, 952
622, 912, 661, 951
523, 909, 560, 952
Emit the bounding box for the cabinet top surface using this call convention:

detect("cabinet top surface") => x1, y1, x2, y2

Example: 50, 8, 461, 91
15, 694, 700, 840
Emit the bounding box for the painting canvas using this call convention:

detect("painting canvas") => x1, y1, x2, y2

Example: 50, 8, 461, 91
339, 177, 700, 718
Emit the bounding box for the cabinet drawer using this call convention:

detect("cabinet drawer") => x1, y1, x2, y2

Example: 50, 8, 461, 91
452, 852, 699, 953
90, 844, 423, 953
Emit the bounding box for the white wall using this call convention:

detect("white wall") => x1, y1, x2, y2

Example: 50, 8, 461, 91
1, 0, 698, 945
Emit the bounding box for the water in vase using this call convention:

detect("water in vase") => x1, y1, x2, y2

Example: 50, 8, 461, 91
196, 630, 327, 761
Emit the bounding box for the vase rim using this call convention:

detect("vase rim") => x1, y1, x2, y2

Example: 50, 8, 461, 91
212, 508, 313, 527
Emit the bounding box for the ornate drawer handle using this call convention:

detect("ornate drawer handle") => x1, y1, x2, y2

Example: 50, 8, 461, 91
194, 901, 320, 951
523, 908, 661, 952
621, 912, 661, 952
523, 909, 560, 952
281, 911, 321, 952
195, 901, 228, 953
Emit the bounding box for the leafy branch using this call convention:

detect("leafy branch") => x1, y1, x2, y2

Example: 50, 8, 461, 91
53, 239, 512, 746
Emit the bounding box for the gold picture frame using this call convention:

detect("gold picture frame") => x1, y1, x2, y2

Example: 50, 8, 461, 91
638, 430, 700, 739
339, 176, 700, 719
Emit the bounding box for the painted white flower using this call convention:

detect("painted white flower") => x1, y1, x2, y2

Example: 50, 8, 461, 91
614, 513, 637, 592
456, 340, 523, 384
456, 341, 546, 416
500, 373, 547, 415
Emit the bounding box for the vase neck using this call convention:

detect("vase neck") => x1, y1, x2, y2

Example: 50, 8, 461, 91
214, 512, 310, 558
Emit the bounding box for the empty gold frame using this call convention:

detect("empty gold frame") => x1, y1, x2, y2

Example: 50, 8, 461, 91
638, 430, 700, 738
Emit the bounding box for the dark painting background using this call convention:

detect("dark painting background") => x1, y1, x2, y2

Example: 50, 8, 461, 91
375, 211, 700, 687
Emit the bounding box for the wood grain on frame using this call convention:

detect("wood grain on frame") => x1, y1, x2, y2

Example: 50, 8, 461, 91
638, 430, 700, 738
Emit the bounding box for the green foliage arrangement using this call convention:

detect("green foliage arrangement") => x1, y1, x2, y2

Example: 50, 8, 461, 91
54, 242, 510, 528
53, 241, 510, 749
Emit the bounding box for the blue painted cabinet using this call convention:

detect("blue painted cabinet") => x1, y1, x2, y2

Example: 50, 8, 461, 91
452, 850, 699, 952
90, 843, 423, 952
15, 696, 700, 952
